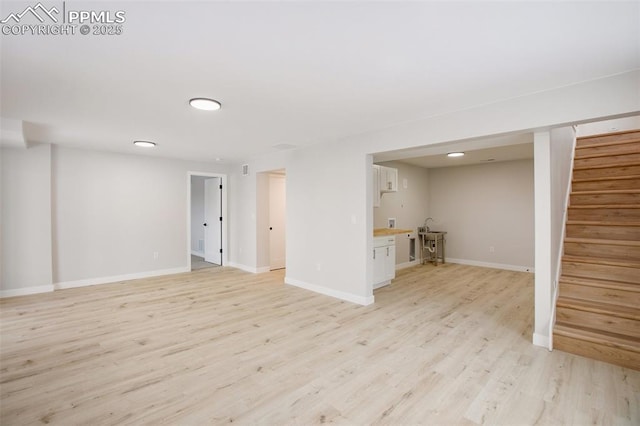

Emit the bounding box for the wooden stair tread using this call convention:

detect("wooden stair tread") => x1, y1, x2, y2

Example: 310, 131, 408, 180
574, 161, 640, 171
573, 174, 640, 183
564, 237, 640, 246
556, 296, 640, 320
571, 189, 640, 195
575, 150, 640, 161
554, 324, 640, 353
575, 137, 640, 150
559, 276, 640, 292
568, 204, 640, 209
577, 129, 640, 141
566, 220, 640, 226
563, 255, 640, 269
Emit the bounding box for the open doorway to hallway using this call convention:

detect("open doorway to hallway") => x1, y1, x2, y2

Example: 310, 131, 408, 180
189, 173, 227, 271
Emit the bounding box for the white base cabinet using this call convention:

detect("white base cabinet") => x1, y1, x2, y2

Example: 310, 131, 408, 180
373, 236, 396, 289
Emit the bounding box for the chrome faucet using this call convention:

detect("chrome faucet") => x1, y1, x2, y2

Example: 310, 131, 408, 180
424, 217, 433, 232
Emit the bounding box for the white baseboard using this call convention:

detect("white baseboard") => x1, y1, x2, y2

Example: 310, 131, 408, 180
396, 260, 420, 270
0, 284, 54, 298
447, 258, 534, 273
226, 262, 270, 274
54, 266, 190, 290
284, 276, 374, 306
191, 250, 205, 258
533, 332, 551, 349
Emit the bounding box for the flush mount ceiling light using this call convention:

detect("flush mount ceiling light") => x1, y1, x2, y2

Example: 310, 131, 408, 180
133, 140, 156, 148
189, 98, 221, 111
447, 152, 465, 158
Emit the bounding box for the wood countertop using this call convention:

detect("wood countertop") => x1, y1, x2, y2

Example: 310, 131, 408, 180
373, 228, 414, 237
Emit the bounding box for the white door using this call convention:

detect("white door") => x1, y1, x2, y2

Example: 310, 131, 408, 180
204, 177, 222, 265
269, 174, 286, 270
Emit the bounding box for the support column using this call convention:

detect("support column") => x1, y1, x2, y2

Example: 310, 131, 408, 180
533, 131, 552, 348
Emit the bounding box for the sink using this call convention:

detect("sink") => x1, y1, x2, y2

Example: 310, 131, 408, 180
421, 231, 447, 240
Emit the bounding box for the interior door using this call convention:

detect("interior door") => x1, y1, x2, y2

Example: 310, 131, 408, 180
269, 174, 286, 270
204, 177, 222, 265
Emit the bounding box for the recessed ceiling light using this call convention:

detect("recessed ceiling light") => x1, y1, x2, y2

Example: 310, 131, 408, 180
447, 152, 465, 158
189, 98, 221, 111
133, 140, 156, 148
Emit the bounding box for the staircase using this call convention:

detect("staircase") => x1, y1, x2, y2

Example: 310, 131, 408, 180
553, 129, 640, 370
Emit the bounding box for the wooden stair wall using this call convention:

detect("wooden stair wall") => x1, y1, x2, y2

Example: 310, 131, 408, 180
553, 129, 640, 370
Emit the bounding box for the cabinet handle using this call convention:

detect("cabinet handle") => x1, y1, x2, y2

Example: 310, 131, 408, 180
386, 247, 389, 256
373, 250, 376, 259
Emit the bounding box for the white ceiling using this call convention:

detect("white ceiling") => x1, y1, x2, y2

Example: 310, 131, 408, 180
1, 1, 638, 163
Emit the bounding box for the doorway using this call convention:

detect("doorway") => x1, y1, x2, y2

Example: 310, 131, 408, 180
256, 170, 286, 271
188, 172, 227, 271
269, 173, 286, 270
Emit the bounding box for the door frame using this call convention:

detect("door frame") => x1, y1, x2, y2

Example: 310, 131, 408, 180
187, 171, 228, 270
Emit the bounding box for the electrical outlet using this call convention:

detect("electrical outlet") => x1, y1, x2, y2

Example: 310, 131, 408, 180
489, 246, 495, 253
153, 251, 159, 260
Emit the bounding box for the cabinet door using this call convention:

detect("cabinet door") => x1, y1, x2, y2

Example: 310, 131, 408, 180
385, 244, 396, 280
372, 165, 381, 207
373, 247, 386, 283
379, 166, 398, 192
386, 167, 398, 192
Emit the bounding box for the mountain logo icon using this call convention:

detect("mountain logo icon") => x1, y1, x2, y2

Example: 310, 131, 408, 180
1, 2, 60, 24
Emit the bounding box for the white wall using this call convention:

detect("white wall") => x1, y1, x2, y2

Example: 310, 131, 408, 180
1, 144, 53, 295
428, 159, 535, 270
1, 144, 228, 295
190, 176, 206, 255
52, 146, 227, 285
285, 140, 372, 305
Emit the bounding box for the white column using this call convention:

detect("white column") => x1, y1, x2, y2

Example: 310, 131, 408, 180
533, 131, 552, 348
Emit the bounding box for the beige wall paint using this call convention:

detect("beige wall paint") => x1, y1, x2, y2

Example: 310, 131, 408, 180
428, 159, 535, 270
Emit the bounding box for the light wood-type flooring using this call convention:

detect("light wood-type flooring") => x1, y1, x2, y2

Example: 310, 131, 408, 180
1, 264, 638, 425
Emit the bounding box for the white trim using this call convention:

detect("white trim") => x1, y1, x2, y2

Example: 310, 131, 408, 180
284, 276, 374, 306
447, 258, 534, 273
54, 267, 189, 290
533, 332, 551, 349
226, 262, 270, 274
191, 250, 205, 258
396, 260, 420, 270
0, 285, 54, 298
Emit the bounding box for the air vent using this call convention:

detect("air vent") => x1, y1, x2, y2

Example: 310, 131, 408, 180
242, 164, 249, 176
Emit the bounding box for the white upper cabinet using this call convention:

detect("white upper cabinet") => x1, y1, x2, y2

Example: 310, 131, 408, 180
380, 166, 398, 193
373, 165, 398, 208
373, 165, 381, 207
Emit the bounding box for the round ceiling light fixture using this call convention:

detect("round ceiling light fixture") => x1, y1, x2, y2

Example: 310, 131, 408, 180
189, 98, 222, 111
133, 140, 157, 148
447, 152, 465, 158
